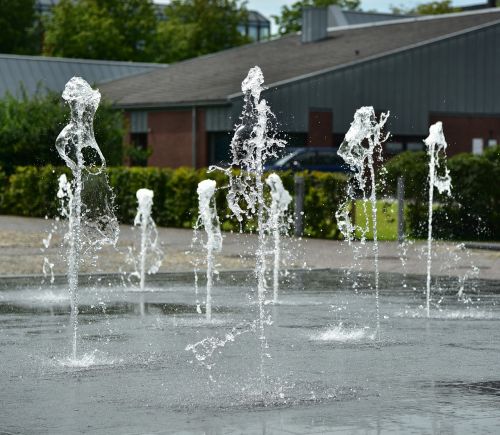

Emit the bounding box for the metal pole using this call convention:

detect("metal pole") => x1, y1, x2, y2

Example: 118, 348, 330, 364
294, 175, 305, 237
191, 106, 197, 168
397, 176, 405, 244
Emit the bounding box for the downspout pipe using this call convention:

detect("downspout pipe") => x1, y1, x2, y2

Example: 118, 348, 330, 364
191, 106, 197, 168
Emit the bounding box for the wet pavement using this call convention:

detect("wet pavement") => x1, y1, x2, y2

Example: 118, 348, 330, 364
1, 270, 500, 434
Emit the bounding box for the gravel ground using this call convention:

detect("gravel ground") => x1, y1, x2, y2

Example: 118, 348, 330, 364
1, 215, 499, 280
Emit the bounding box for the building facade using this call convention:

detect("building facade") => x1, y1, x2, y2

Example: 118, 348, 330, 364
100, 8, 500, 168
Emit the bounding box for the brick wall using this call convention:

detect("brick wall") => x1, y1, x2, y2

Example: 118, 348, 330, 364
429, 114, 500, 155
146, 109, 207, 168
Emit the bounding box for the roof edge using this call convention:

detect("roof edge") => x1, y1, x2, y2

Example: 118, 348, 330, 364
228, 17, 500, 100
113, 99, 230, 110
324, 7, 500, 34
0, 53, 167, 68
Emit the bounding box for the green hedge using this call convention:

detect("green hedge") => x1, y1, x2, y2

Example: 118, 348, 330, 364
0, 166, 348, 239
384, 146, 500, 240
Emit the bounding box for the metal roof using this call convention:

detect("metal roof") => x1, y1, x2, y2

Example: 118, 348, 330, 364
99, 9, 500, 109
328, 5, 411, 27
0, 54, 166, 98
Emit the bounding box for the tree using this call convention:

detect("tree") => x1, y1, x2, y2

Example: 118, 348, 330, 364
43, 0, 157, 61
272, 0, 361, 36
0, 90, 125, 172
0, 0, 40, 54
390, 0, 459, 15
153, 0, 250, 63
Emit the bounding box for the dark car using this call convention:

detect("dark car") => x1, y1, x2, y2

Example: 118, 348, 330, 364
265, 147, 349, 173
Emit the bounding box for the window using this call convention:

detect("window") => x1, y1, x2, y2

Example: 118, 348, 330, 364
248, 25, 259, 41
260, 26, 270, 40
386, 142, 403, 153
129, 133, 148, 166
407, 142, 424, 151
472, 138, 484, 155
237, 24, 246, 36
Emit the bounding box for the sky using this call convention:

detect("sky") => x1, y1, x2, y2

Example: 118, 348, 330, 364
248, 1, 484, 24
156, 1, 487, 33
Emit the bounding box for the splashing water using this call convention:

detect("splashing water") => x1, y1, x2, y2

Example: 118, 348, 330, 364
185, 320, 258, 369
336, 106, 389, 339
55, 77, 119, 360
209, 66, 285, 393
311, 324, 374, 342
266, 173, 292, 303
194, 180, 223, 321
132, 189, 163, 291
424, 122, 452, 318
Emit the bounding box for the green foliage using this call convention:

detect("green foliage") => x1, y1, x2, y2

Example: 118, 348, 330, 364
300, 171, 347, 238
0, 0, 40, 54
390, 0, 459, 15
43, 0, 157, 62
0, 90, 125, 172
384, 147, 500, 240
42, 0, 250, 63
273, 0, 361, 35
0, 165, 67, 216
1, 166, 348, 240
154, 0, 250, 63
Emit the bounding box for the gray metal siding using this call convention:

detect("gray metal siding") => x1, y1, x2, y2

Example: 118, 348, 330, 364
237, 23, 500, 136
205, 105, 234, 131
0, 55, 164, 98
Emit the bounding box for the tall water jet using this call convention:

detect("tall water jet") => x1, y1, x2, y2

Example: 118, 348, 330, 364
336, 106, 389, 338
209, 66, 285, 394
424, 122, 452, 317
56, 77, 119, 360
266, 173, 292, 304
194, 179, 223, 321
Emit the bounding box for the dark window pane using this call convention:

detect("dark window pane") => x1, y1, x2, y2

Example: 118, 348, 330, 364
317, 150, 342, 165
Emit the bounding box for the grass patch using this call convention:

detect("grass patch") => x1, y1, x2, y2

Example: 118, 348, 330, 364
354, 199, 398, 241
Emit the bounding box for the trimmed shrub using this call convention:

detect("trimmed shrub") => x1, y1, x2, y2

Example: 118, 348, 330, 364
0, 166, 349, 239
384, 146, 500, 240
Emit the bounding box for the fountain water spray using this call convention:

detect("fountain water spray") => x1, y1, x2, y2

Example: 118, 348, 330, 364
209, 66, 285, 394
336, 106, 389, 338
56, 77, 119, 360
424, 122, 452, 317
266, 173, 292, 303
194, 179, 223, 321
133, 188, 163, 291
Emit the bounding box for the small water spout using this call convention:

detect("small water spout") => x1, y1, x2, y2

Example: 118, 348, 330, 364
55, 77, 118, 360
266, 173, 292, 304
336, 106, 389, 339
424, 122, 452, 318
135, 189, 154, 290
194, 179, 222, 321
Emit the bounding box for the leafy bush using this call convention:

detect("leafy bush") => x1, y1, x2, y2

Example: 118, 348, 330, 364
0, 90, 125, 172
0, 166, 349, 239
384, 146, 500, 240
